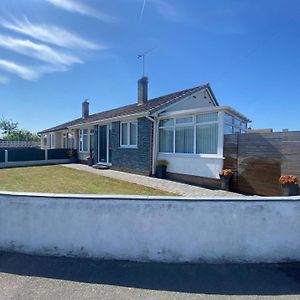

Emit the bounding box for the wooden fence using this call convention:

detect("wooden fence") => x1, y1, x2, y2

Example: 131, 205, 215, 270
0, 141, 40, 148
224, 131, 300, 196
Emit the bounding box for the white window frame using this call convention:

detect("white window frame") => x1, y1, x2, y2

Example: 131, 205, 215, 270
120, 120, 138, 148
79, 128, 94, 152
224, 113, 247, 135
50, 133, 55, 149
158, 112, 220, 157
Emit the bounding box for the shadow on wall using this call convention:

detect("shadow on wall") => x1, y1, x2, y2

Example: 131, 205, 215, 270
0, 251, 299, 296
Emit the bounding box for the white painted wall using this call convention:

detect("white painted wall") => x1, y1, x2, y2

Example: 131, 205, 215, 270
158, 153, 223, 179
0, 192, 300, 263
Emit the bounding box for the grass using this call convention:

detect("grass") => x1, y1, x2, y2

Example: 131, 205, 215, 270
0, 165, 175, 196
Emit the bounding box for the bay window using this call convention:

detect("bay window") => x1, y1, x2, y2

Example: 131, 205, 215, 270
120, 121, 137, 147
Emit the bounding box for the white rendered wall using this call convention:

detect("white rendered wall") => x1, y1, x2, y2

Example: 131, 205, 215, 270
158, 153, 223, 179
0, 192, 299, 263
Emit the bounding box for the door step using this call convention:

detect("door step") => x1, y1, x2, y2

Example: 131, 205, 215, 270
92, 163, 110, 170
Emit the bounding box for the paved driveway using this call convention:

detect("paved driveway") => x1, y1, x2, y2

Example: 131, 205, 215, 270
0, 252, 299, 300
63, 164, 241, 197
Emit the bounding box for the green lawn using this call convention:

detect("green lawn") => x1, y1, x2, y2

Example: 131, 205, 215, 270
0, 165, 174, 196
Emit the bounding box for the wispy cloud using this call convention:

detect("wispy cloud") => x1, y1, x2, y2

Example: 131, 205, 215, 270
0, 60, 40, 80
149, 0, 181, 21
0, 75, 10, 84
46, 0, 116, 22
139, 0, 147, 23
0, 17, 102, 50
0, 35, 82, 66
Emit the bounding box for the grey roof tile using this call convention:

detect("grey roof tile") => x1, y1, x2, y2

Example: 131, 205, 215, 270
39, 84, 208, 134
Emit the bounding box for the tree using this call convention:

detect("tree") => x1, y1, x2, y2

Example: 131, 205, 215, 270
0, 117, 39, 142
0, 118, 18, 135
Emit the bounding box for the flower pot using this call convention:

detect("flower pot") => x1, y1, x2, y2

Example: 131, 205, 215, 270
220, 175, 232, 191
156, 165, 167, 179
281, 183, 299, 196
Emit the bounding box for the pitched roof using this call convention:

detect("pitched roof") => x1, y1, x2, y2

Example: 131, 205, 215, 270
39, 84, 211, 134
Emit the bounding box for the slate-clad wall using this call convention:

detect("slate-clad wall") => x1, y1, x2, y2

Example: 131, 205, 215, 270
111, 117, 152, 175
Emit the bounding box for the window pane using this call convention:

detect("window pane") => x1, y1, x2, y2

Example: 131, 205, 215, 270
159, 119, 174, 127
90, 134, 94, 151
175, 126, 194, 153
241, 122, 247, 131
234, 118, 241, 126
83, 134, 88, 151
159, 128, 174, 152
224, 113, 234, 124
233, 127, 241, 133
196, 123, 218, 154
130, 122, 137, 145
224, 125, 233, 135
196, 113, 218, 123
83, 129, 88, 134
121, 123, 128, 145
176, 117, 193, 124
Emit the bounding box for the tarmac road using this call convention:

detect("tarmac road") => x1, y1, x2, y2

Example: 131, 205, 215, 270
0, 252, 299, 300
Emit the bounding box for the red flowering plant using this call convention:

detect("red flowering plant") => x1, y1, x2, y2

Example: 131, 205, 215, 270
219, 169, 233, 177
279, 175, 298, 185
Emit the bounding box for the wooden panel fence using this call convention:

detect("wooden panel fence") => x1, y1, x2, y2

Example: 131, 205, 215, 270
224, 131, 300, 196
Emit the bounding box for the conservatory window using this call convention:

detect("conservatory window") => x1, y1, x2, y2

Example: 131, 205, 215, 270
159, 112, 219, 155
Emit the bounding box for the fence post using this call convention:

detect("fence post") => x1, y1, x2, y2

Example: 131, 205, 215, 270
4, 149, 8, 164
45, 149, 48, 161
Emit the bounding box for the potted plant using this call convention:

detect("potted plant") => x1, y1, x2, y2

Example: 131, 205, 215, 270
156, 160, 168, 179
279, 175, 298, 196
219, 169, 233, 191
87, 150, 94, 166
67, 149, 78, 163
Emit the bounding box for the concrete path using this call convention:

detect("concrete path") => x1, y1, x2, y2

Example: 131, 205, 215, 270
0, 252, 299, 300
63, 164, 240, 197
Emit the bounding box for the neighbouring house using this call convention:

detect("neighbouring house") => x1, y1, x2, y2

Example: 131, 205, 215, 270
39, 77, 250, 186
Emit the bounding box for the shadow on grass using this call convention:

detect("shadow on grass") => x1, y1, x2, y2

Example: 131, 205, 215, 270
0, 251, 299, 296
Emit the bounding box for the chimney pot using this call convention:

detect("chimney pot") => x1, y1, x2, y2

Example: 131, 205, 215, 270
82, 100, 89, 118
137, 76, 148, 105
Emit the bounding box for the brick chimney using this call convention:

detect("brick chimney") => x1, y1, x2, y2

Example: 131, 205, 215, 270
82, 100, 89, 118
137, 76, 148, 105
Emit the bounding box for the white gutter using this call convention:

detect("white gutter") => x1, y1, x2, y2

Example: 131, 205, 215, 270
68, 112, 148, 129
156, 106, 251, 123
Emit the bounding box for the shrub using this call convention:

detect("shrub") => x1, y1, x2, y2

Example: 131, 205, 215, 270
157, 160, 168, 167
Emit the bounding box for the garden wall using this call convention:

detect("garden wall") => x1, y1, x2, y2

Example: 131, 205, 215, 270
0, 192, 299, 263
0, 148, 72, 168
224, 131, 300, 196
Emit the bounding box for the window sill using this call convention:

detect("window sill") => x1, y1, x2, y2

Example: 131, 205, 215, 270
119, 146, 138, 149
158, 152, 224, 159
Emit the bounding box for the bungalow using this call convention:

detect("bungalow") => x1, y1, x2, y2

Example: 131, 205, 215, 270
39, 77, 250, 186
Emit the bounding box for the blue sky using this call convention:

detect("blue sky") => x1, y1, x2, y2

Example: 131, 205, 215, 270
0, 0, 299, 132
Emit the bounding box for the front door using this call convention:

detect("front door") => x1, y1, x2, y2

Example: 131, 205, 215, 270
98, 125, 107, 163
